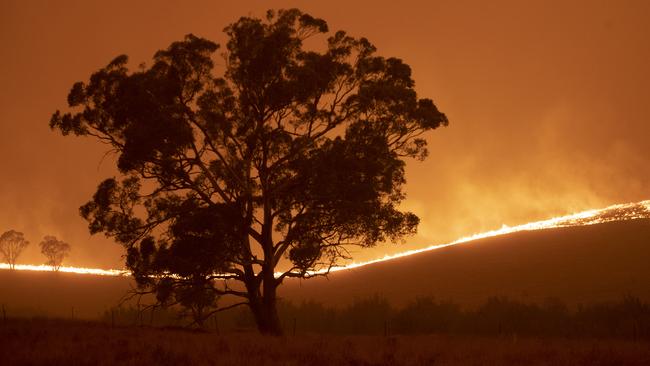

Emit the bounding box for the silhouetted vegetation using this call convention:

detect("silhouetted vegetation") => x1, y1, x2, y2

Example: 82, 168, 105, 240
39, 235, 71, 271
271, 295, 650, 339
50, 8, 447, 335
97, 295, 650, 340
100, 305, 182, 329
0, 230, 29, 269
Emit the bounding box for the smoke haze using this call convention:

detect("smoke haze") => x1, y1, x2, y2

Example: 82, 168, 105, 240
1, 0, 648, 268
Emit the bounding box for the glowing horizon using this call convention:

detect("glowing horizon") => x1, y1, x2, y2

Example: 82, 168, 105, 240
0, 263, 128, 276
2, 199, 649, 277
307, 199, 650, 276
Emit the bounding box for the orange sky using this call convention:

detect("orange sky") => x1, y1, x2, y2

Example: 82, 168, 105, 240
1, 0, 649, 269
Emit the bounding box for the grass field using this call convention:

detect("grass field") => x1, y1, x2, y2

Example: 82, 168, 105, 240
1, 318, 649, 365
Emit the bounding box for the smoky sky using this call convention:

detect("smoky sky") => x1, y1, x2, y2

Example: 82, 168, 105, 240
1, 0, 649, 269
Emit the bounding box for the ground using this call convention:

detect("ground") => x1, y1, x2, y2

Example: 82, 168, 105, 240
1, 318, 649, 366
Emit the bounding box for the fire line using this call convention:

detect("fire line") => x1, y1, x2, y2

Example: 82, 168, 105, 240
1, 200, 648, 277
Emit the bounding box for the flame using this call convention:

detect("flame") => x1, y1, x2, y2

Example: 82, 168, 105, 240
304, 199, 650, 276
0, 263, 128, 276
1, 200, 649, 277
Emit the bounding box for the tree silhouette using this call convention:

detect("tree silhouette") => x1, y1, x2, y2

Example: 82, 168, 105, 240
50, 8, 447, 335
0, 230, 29, 269
39, 236, 71, 271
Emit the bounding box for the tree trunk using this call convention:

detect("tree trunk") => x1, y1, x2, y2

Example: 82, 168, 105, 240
249, 287, 283, 336
255, 303, 283, 336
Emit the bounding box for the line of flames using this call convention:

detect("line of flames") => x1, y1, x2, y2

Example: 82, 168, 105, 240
1, 200, 648, 278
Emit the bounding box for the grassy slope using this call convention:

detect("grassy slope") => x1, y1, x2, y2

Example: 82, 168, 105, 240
281, 219, 650, 308
0, 269, 132, 319
1, 318, 649, 366
1, 219, 649, 318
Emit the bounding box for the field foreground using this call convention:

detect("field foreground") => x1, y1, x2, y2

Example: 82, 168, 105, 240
1, 318, 649, 366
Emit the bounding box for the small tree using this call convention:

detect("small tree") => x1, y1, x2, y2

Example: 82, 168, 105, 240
0, 230, 29, 269
39, 236, 71, 271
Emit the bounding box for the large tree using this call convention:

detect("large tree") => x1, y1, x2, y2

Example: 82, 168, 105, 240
0, 230, 29, 270
50, 9, 447, 334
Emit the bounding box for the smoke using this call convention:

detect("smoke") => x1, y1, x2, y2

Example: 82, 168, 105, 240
1, 0, 649, 268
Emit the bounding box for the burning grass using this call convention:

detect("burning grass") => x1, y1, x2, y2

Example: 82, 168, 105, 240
1, 317, 649, 366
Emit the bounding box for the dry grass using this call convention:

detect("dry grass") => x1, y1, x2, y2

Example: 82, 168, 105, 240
1, 318, 649, 366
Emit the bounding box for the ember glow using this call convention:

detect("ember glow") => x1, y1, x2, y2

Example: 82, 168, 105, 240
2, 200, 649, 277
0, 263, 128, 276
305, 199, 650, 275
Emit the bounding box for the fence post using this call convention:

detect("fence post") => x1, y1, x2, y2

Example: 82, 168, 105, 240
71, 306, 74, 320
2, 304, 6, 323
138, 304, 142, 327
292, 318, 296, 336
111, 309, 115, 328
384, 319, 388, 337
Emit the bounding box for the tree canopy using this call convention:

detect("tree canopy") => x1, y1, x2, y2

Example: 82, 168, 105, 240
39, 236, 71, 271
0, 230, 29, 269
50, 9, 447, 334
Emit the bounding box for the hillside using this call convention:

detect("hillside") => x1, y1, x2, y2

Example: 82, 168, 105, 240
1, 218, 649, 318
280, 219, 650, 307
0, 269, 131, 318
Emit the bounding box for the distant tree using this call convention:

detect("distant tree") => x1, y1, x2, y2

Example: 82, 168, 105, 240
39, 236, 71, 271
50, 8, 447, 335
0, 230, 29, 269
